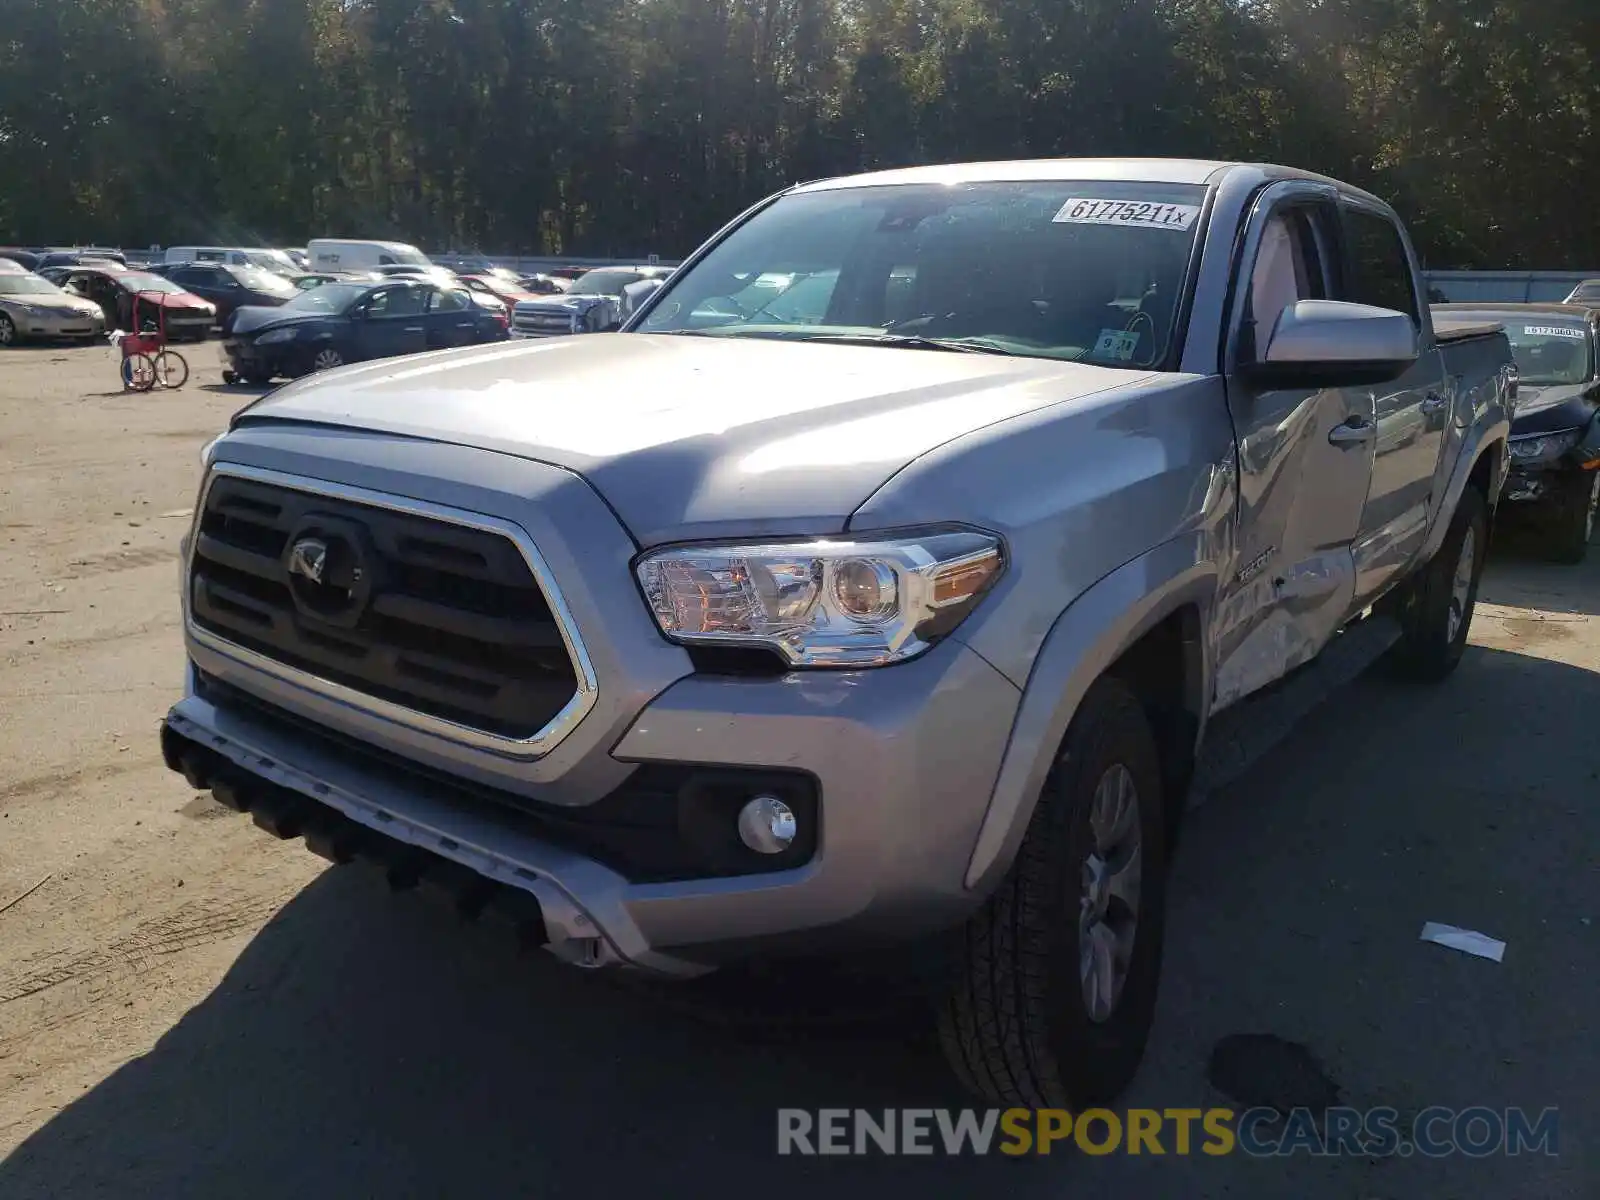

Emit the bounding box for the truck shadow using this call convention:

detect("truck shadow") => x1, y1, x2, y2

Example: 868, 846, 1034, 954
2, 643, 1595, 1199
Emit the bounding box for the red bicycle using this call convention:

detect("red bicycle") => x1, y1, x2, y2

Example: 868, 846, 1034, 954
110, 291, 189, 392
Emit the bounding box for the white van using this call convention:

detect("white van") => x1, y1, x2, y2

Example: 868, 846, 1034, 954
163, 246, 299, 274
306, 239, 431, 273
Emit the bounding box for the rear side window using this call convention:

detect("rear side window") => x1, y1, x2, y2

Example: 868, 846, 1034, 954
1342, 208, 1419, 326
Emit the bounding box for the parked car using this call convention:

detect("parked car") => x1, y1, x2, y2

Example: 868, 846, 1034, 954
148, 261, 301, 330
0, 258, 26, 275
509, 265, 671, 337
163, 158, 1512, 1109
290, 271, 382, 291
1434, 302, 1600, 561
52, 264, 215, 340
306, 239, 431, 274
0, 248, 42, 271
220, 277, 509, 382
1563, 279, 1600, 306
0, 270, 107, 345
162, 246, 300, 276
458, 272, 542, 316
517, 273, 570, 295
36, 249, 127, 271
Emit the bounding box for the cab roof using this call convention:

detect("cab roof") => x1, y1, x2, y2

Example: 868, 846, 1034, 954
790, 158, 1378, 200
1433, 302, 1597, 322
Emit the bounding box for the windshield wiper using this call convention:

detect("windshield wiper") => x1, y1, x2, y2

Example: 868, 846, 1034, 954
796, 333, 1020, 356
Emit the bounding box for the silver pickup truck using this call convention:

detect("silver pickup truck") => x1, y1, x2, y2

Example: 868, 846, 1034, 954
161, 158, 1513, 1107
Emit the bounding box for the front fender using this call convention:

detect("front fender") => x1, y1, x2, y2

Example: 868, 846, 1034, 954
1420, 418, 1509, 566
962, 532, 1219, 893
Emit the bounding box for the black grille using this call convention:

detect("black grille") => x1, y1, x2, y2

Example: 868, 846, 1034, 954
189, 475, 579, 739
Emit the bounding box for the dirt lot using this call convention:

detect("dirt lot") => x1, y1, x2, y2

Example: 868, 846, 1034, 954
0, 343, 1595, 1198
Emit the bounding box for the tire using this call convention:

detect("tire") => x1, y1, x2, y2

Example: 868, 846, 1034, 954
153, 350, 189, 389
121, 353, 156, 392
1386, 485, 1487, 681
1546, 470, 1598, 565
0, 314, 15, 347
310, 347, 345, 372
939, 675, 1167, 1107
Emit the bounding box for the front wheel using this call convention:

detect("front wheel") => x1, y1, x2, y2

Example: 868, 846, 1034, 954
0, 314, 16, 347
1385, 485, 1487, 681
309, 347, 345, 372
121, 353, 156, 392
153, 350, 189, 389
1547, 470, 1598, 564
939, 676, 1168, 1106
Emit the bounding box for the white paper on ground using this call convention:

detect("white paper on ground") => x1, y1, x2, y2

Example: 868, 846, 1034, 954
1420, 922, 1506, 963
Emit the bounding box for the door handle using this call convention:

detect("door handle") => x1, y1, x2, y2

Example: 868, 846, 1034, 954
1328, 416, 1377, 447
1421, 392, 1450, 414
404, 326, 424, 333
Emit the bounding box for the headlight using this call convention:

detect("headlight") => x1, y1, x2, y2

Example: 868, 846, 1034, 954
1509, 429, 1581, 463
635, 528, 1005, 668
255, 327, 298, 345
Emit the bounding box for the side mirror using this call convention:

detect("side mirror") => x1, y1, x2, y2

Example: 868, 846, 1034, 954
1242, 300, 1419, 389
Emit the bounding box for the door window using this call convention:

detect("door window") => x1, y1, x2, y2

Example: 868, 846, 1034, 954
366, 287, 425, 318
1248, 209, 1326, 350
1342, 208, 1419, 327
428, 288, 472, 313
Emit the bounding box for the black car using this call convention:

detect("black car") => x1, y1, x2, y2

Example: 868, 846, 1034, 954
149, 261, 300, 329
222, 279, 510, 383
1435, 303, 1600, 562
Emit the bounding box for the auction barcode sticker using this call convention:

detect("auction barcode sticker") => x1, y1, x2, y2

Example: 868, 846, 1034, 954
1523, 325, 1586, 339
1054, 198, 1200, 230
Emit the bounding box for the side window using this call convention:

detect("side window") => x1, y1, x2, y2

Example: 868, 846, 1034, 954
379, 255, 396, 266
429, 288, 471, 313
1342, 207, 1419, 327
1248, 208, 1326, 346
373, 286, 425, 317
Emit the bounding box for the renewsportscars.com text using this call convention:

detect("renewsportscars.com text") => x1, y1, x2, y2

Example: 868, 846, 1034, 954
776, 1106, 1559, 1157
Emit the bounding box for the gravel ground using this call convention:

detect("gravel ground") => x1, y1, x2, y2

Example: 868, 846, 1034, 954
0, 343, 1594, 1198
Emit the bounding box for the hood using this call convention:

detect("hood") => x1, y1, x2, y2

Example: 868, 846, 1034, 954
518, 294, 607, 312
1511, 381, 1599, 435
145, 290, 210, 311
230, 333, 1157, 545
0, 292, 99, 314
229, 306, 329, 336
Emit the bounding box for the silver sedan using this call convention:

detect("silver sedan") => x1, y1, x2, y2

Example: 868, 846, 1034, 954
0, 272, 106, 345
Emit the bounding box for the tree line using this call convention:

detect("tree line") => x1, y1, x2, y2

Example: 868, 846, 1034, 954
0, 0, 1595, 269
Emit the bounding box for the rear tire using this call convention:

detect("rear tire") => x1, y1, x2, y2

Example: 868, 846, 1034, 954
1547, 470, 1598, 565
1386, 485, 1487, 681
0, 314, 15, 346
939, 676, 1167, 1106
153, 350, 188, 389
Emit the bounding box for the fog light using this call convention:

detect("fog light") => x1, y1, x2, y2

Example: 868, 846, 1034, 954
737, 795, 797, 854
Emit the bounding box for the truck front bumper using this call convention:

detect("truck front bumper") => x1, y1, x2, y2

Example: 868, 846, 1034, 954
161, 633, 1021, 977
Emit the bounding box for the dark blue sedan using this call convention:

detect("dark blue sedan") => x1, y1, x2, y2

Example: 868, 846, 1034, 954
222, 279, 510, 383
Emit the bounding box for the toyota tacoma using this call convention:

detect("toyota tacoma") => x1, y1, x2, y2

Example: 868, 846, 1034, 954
162, 159, 1513, 1106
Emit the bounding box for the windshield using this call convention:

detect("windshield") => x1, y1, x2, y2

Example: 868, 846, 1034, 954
637, 181, 1206, 366
388, 246, 430, 266
281, 283, 368, 314
242, 250, 296, 273
569, 269, 645, 296
1506, 323, 1594, 385
0, 275, 66, 297
1565, 282, 1600, 303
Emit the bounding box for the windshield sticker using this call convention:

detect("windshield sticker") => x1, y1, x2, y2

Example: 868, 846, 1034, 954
1523, 325, 1586, 339
1054, 199, 1200, 230
1094, 329, 1141, 361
